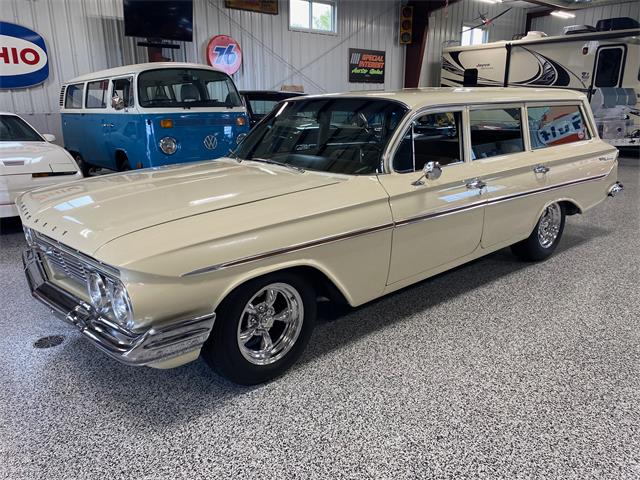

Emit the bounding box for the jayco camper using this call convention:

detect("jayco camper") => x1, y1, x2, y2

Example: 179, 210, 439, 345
441, 17, 640, 148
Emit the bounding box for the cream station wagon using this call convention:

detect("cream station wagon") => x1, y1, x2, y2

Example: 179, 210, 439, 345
19, 88, 623, 385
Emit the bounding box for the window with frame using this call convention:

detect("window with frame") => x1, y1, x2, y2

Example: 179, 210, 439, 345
393, 111, 464, 173
64, 83, 84, 109
469, 108, 524, 159
112, 77, 134, 108
86, 80, 109, 109
594, 47, 624, 87
290, 0, 336, 33
461, 26, 486, 46
528, 105, 590, 149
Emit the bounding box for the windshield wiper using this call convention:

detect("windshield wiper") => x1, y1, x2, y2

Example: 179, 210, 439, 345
249, 157, 305, 173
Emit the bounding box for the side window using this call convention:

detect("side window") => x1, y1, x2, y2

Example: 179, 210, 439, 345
528, 105, 591, 149
469, 108, 524, 159
64, 83, 84, 109
595, 47, 623, 87
112, 77, 133, 108
249, 99, 279, 116
393, 111, 463, 173
86, 80, 109, 109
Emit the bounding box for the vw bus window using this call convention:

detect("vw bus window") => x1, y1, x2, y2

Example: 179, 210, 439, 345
65, 83, 84, 109
528, 105, 591, 149
112, 78, 133, 108
137, 69, 243, 108
86, 80, 109, 109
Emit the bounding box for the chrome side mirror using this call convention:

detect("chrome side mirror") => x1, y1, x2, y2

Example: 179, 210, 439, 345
111, 95, 125, 110
412, 161, 442, 186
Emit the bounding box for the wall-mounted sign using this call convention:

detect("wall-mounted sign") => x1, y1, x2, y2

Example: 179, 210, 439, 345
206, 35, 243, 75
0, 21, 49, 89
225, 0, 278, 15
349, 48, 385, 84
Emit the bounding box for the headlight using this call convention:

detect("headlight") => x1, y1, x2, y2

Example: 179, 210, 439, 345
87, 272, 109, 311
159, 136, 177, 155
108, 283, 134, 329
23, 226, 34, 247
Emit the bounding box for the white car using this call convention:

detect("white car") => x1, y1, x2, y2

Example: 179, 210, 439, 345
0, 113, 82, 218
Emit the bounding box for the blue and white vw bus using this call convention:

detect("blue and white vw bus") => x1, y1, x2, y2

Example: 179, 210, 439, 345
60, 62, 249, 174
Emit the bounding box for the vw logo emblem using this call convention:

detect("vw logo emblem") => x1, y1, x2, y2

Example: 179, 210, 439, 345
203, 134, 218, 150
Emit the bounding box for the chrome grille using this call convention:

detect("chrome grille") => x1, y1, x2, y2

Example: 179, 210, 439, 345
44, 248, 88, 284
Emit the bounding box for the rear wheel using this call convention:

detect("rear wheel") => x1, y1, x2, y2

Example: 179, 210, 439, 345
511, 202, 565, 261
202, 272, 316, 385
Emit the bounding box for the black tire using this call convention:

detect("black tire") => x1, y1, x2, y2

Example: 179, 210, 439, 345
202, 272, 316, 385
73, 153, 92, 177
116, 153, 132, 171
511, 202, 566, 262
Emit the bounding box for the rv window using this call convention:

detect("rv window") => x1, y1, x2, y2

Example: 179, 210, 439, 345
528, 105, 590, 149
112, 78, 133, 108
469, 108, 524, 159
393, 111, 464, 173
86, 80, 109, 109
64, 83, 84, 109
595, 48, 623, 87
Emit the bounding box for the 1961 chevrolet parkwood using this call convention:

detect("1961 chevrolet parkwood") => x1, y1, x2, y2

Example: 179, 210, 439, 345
19, 88, 623, 384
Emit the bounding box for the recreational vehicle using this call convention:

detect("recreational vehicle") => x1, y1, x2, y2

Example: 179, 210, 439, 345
441, 17, 640, 148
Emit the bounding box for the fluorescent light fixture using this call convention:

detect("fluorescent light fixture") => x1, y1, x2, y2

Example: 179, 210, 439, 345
551, 10, 576, 19
478, 0, 501, 3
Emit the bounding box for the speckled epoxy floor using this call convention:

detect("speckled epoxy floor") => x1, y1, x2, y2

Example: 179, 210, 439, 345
0, 156, 638, 479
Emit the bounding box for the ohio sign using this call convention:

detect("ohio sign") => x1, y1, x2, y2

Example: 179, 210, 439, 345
206, 35, 242, 75
0, 21, 49, 89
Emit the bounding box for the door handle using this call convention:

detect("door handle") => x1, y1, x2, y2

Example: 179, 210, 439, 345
102, 123, 115, 128
465, 178, 486, 190
533, 164, 550, 174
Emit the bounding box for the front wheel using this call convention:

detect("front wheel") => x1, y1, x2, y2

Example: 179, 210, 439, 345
202, 272, 316, 385
511, 202, 566, 261
73, 153, 93, 177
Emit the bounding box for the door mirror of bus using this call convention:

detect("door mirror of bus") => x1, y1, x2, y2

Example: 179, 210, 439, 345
112, 95, 125, 110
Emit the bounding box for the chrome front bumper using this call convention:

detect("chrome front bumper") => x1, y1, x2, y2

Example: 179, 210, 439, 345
23, 249, 215, 366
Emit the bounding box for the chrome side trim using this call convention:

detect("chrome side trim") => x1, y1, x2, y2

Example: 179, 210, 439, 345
182, 222, 395, 277
182, 171, 610, 277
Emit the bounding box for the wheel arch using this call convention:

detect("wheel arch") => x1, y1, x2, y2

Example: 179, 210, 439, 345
115, 149, 130, 170
211, 261, 353, 312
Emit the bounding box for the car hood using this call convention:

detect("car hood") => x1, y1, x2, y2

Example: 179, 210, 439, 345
0, 141, 78, 175
18, 158, 343, 255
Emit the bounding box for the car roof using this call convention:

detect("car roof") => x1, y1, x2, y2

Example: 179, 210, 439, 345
0, 112, 18, 116
64, 62, 227, 84
296, 87, 586, 109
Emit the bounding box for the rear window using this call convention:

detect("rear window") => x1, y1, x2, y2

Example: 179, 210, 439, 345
469, 108, 524, 159
137, 68, 242, 108
86, 80, 109, 109
64, 83, 84, 109
528, 105, 591, 149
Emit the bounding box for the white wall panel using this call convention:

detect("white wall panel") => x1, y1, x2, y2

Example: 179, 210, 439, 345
530, 1, 640, 36
1, 0, 404, 142
420, 0, 527, 87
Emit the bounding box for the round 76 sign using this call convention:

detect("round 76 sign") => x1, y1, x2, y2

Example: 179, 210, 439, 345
206, 35, 242, 75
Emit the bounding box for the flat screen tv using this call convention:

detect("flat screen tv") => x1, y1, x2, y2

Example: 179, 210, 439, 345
123, 0, 193, 42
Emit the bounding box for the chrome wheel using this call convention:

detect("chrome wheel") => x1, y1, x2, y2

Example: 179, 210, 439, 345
538, 203, 562, 248
236, 283, 304, 365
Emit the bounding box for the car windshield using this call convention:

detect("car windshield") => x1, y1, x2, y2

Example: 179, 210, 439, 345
0, 115, 43, 142
137, 68, 243, 108
233, 98, 408, 175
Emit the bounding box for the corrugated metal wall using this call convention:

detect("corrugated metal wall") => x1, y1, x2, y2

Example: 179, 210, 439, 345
0, 0, 404, 143
420, 0, 527, 87
530, 1, 640, 36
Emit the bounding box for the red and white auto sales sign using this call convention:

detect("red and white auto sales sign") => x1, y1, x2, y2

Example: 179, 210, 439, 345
0, 21, 49, 89
206, 35, 242, 75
